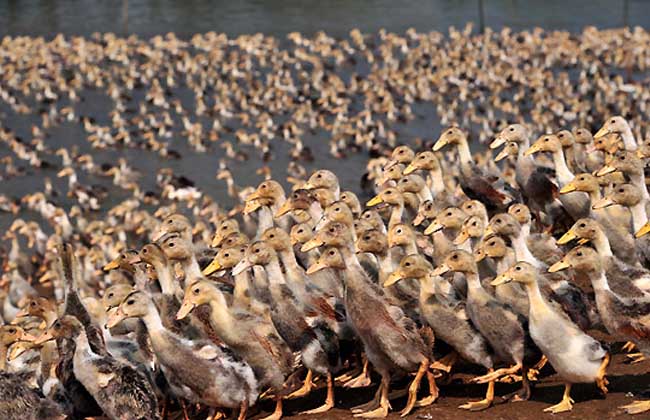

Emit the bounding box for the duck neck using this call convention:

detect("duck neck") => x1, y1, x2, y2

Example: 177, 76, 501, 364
377, 251, 396, 280
340, 246, 367, 286
630, 201, 648, 233
511, 232, 541, 268
180, 256, 203, 284
522, 279, 549, 315
631, 174, 650, 202
552, 150, 574, 186
388, 204, 404, 228
457, 140, 473, 167
495, 250, 516, 274
233, 271, 253, 306
0, 343, 7, 370
207, 289, 236, 332
309, 201, 324, 224
152, 259, 180, 297
590, 269, 611, 292
587, 188, 602, 202
417, 187, 433, 203
263, 258, 286, 286
592, 231, 613, 258
428, 169, 446, 196
73, 329, 92, 355
620, 126, 637, 151
465, 271, 483, 292
256, 206, 274, 238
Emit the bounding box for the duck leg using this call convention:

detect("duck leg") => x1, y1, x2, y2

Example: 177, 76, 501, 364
351, 382, 383, 413
459, 369, 494, 411
415, 369, 439, 407
259, 398, 282, 420
429, 351, 457, 373
596, 352, 610, 394
400, 360, 428, 417
180, 400, 191, 420
626, 352, 646, 363
621, 400, 650, 414
510, 365, 531, 402
543, 383, 574, 413
622, 341, 637, 352
353, 374, 391, 418
287, 369, 315, 398
300, 372, 335, 414
472, 362, 521, 384
236, 401, 248, 420
344, 357, 372, 388
336, 352, 364, 382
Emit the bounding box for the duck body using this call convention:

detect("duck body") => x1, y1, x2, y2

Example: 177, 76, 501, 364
0, 371, 65, 420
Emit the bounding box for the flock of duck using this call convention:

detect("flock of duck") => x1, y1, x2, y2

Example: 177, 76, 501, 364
2, 26, 650, 420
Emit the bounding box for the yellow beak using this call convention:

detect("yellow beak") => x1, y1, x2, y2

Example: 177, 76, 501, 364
559, 182, 577, 194
275, 201, 293, 218
306, 261, 327, 275
431, 263, 451, 276
484, 226, 495, 237
243, 199, 262, 215
490, 136, 507, 150
33, 330, 55, 346
202, 259, 222, 276
103, 258, 121, 272
548, 259, 571, 273
494, 148, 510, 162
595, 165, 617, 177
490, 273, 512, 286
432, 137, 448, 152
453, 230, 470, 245
523, 143, 542, 156
412, 214, 425, 227
105, 307, 127, 329
403, 163, 418, 175
635, 222, 650, 238
557, 229, 578, 245
176, 301, 196, 320
593, 126, 609, 139
245, 190, 262, 202
366, 195, 384, 207
592, 197, 616, 210
383, 270, 404, 287
8, 342, 31, 361
424, 221, 443, 235
39, 270, 56, 284
301, 237, 324, 252
302, 181, 315, 190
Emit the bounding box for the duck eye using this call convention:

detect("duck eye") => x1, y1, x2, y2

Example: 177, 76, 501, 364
364, 235, 370, 240
224, 253, 230, 257
335, 208, 340, 212
398, 150, 404, 154
298, 229, 304, 234
611, 119, 615, 124
447, 130, 452, 135
261, 184, 267, 189
472, 222, 477, 226
108, 293, 114, 298
579, 223, 586, 228
316, 174, 322, 178
168, 242, 175, 247
544, 138, 549, 142
405, 262, 411, 267
577, 252, 583, 257
167, 220, 173, 224
386, 191, 392, 195
8, 328, 15, 334
127, 300, 135, 305
269, 234, 275, 238
621, 156, 626, 161
446, 212, 452, 216
30, 301, 36, 306
143, 248, 148, 254
618, 188, 624, 193
558, 133, 564, 138
515, 209, 521, 213
509, 127, 514, 131
489, 241, 495, 246
451, 254, 458, 260
516, 266, 522, 271
397, 229, 402, 234
254, 248, 260, 253
193, 288, 200, 294
329, 228, 334, 233
328, 250, 335, 255
495, 219, 501, 224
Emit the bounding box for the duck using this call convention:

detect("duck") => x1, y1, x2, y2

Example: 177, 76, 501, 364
492, 262, 609, 413
303, 222, 437, 418
594, 115, 638, 151
107, 290, 258, 420
34, 315, 159, 420
385, 254, 496, 411
175, 278, 293, 420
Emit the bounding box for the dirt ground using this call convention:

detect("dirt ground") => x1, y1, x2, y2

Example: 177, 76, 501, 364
257, 345, 650, 420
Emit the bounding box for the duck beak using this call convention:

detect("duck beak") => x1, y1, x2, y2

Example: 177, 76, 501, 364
14, 307, 29, 318
453, 230, 470, 245
306, 261, 327, 275
557, 229, 578, 245
232, 259, 252, 276
592, 197, 616, 210
33, 330, 55, 346
8, 342, 30, 361
412, 214, 425, 226
494, 148, 510, 162
243, 200, 262, 215
490, 136, 507, 150
103, 257, 121, 272
424, 221, 443, 235
302, 181, 315, 190
484, 226, 495, 237
246, 190, 262, 202
490, 273, 512, 286
275, 201, 293, 218
432, 137, 448, 152
366, 195, 383, 207
301, 237, 324, 252
384, 270, 404, 287
38, 270, 56, 284
523, 143, 542, 156
432, 263, 451, 276
548, 259, 571, 273
593, 126, 609, 139
403, 163, 417, 175
151, 228, 166, 242
176, 301, 196, 320
384, 159, 399, 170
211, 233, 225, 248
595, 165, 616, 177
105, 307, 127, 329
202, 259, 222, 276
635, 222, 650, 238
559, 182, 577, 194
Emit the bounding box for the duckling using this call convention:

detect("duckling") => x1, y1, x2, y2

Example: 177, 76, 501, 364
385, 254, 496, 411
35, 315, 159, 420
366, 187, 409, 229
594, 116, 637, 151
303, 222, 437, 418
246, 180, 291, 233
423, 206, 467, 265
402, 151, 452, 203
492, 262, 609, 413
108, 291, 257, 420
596, 150, 649, 203
176, 279, 293, 420
433, 250, 536, 401
0, 368, 64, 420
